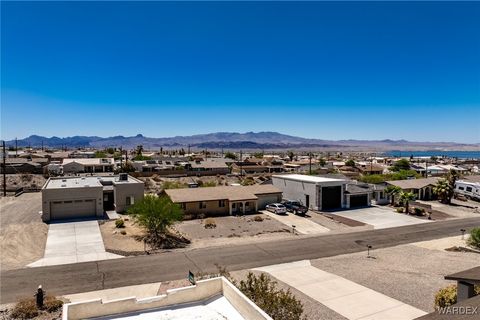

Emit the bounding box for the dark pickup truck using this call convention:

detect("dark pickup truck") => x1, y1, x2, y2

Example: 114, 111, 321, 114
281, 200, 308, 216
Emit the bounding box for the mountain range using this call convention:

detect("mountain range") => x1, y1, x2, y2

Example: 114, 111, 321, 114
5, 132, 480, 151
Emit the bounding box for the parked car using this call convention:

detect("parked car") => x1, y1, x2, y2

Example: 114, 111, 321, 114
266, 203, 287, 215
282, 200, 308, 216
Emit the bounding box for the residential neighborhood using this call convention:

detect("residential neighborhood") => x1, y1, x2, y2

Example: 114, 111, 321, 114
2, 1, 480, 320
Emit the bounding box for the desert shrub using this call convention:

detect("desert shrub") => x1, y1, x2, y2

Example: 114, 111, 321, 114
162, 181, 187, 189
396, 207, 404, 213
11, 298, 39, 319
21, 174, 33, 182
467, 227, 480, 249
204, 218, 216, 229
43, 296, 63, 312
201, 181, 217, 187
120, 230, 127, 235
435, 284, 480, 308
239, 272, 304, 320
115, 219, 125, 228
414, 207, 425, 216
254, 215, 264, 222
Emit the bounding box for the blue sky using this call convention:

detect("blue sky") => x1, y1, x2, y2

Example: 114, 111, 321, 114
1, 1, 479, 143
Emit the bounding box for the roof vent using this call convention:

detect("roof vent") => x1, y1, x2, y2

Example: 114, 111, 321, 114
119, 173, 128, 181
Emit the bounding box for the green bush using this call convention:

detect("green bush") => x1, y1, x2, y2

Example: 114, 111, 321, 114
396, 207, 404, 213
435, 284, 480, 308
467, 227, 480, 249
414, 207, 425, 216
115, 219, 125, 228
11, 298, 38, 319
239, 272, 304, 320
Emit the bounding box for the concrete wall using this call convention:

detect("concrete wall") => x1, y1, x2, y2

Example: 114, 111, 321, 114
62, 277, 271, 320
41, 185, 103, 222
113, 181, 144, 213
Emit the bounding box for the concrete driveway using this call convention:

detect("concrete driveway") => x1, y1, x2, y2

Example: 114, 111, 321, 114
330, 206, 431, 229
261, 210, 330, 234
255, 260, 426, 320
28, 220, 122, 267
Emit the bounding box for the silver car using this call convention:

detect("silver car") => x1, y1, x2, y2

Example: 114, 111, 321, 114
266, 203, 287, 215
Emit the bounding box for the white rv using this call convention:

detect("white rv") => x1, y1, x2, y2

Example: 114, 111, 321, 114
455, 180, 480, 202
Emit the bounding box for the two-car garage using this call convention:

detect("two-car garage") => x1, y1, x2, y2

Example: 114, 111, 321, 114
50, 199, 97, 220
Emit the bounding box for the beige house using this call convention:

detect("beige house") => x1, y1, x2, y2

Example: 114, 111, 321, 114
165, 185, 282, 218
41, 174, 144, 222
62, 158, 115, 173
386, 177, 440, 201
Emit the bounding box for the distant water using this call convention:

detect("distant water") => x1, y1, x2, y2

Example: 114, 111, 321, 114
384, 150, 480, 159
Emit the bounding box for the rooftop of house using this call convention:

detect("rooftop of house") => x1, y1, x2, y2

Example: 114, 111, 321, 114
62, 158, 115, 166
190, 159, 229, 169
272, 174, 347, 184
165, 184, 281, 203
386, 177, 440, 190
44, 175, 142, 189
345, 183, 374, 194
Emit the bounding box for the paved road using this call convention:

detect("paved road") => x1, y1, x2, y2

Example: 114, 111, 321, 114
1, 217, 479, 303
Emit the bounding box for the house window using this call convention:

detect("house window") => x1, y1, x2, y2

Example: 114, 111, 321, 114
199, 201, 207, 209
219, 200, 226, 208
126, 196, 134, 206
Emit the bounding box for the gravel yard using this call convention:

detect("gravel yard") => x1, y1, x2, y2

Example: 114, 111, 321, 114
0, 192, 48, 270
310, 243, 480, 313
176, 214, 294, 249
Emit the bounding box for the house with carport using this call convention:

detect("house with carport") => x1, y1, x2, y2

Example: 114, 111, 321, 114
385, 177, 439, 201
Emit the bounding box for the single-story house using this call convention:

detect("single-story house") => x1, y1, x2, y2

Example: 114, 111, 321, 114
231, 163, 269, 174
188, 159, 231, 175
62, 158, 115, 173
165, 185, 282, 218
272, 174, 372, 210
385, 177, 440, 201
41, 174, 144, 222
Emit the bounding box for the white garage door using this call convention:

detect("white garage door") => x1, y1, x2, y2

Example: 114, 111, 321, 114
50, 199, 96, 220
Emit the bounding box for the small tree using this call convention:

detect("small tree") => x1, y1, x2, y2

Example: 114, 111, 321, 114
392, 159, 410, 171
385, 185, 402, 205
127, 195, 183, 240
433, 178, 453, 204
287, 151, 295, 162
224, 152, 237, 160
319, 158, 326, 167
345, 159, 355, 167
399, 191, 416, 214
467, 227, 480, 249
239, 272, 305, 320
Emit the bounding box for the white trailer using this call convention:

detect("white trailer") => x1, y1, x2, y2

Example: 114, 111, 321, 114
455, 180, 480, 202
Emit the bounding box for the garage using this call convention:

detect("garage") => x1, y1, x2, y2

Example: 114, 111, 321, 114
349, 194, 369, 208
50, 199, 96, 220
322, 186, 342, 210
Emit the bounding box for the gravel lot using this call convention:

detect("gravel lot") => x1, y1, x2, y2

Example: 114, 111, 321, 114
0, 192, 48, 270
311, 243, 480, 312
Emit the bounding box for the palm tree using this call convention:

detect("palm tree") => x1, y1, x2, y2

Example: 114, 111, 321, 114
433, 178, 453, 204
385, 185, 402, 206
399, 192, 416, 214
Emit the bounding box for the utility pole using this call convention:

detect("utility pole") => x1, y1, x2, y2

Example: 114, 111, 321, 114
2, 141, 6, 196
15, 137, 17, 157
240, 150, 243, 177
309, 152, 312, 175
41, 140, 44, 151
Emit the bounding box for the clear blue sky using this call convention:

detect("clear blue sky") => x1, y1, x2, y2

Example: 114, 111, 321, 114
2, 1, 479, 143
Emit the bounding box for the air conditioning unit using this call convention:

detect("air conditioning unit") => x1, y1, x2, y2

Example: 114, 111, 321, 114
119, 173, 128, 181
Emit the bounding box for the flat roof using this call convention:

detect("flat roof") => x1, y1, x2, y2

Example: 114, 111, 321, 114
272, 174, 346, 184
165, 185, 281, 203
44, 175, 142, 189
92, 296, 245, 320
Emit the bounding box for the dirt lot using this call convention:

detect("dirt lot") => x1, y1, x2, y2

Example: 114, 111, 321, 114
137, 174, 269, 194
0, 192, 48, 271
100, 213, 294, 254
2, 174, 46, 192
417, 199, 480, 219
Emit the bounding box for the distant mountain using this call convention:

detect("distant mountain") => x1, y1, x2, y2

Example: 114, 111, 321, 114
5, 132, 480, 151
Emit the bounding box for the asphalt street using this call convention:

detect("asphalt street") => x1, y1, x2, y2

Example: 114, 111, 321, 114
1, 217, 479, 303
